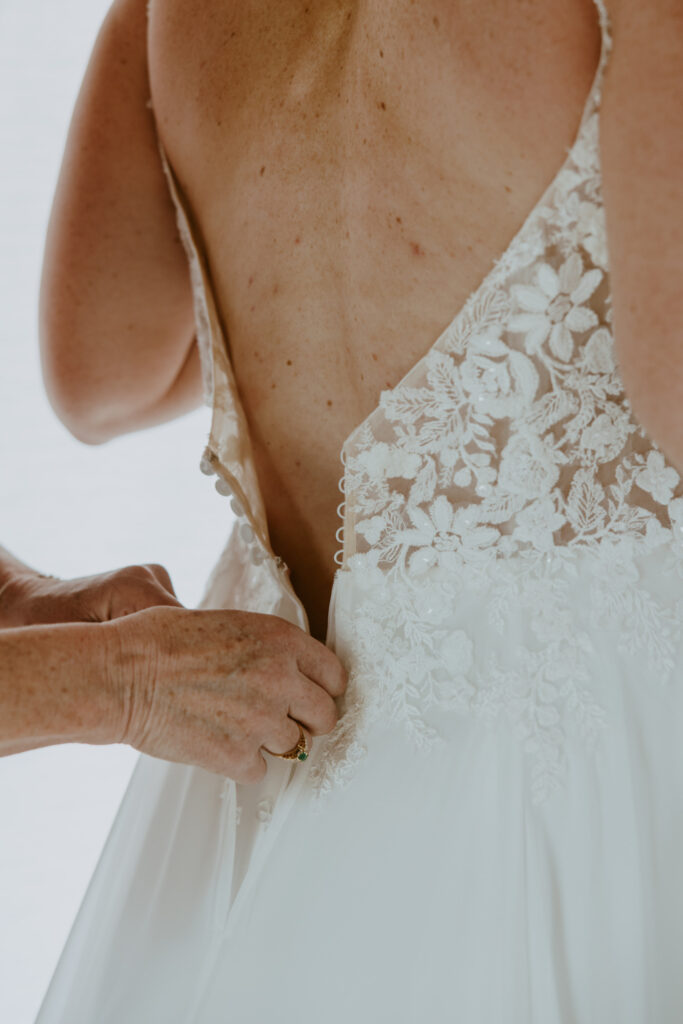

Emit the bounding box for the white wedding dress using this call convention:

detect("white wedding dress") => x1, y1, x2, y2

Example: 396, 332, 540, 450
36, 3, 683, 1020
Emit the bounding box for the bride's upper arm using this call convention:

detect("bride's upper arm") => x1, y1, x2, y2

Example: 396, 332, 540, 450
40, 0, 200, 444
599, 0, 683, 469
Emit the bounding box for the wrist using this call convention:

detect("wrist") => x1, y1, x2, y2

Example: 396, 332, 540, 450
0, 570, 36, 629
0, 545, 66, 629
77, 621, 127, 746
100, 613, 153, 748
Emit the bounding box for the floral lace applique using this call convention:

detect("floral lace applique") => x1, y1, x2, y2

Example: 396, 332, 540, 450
308, 3, 683, 805
310, 533, 682, 806
310, 549, 610, 806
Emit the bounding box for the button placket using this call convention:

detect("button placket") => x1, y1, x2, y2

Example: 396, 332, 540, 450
200, 447, 269, 567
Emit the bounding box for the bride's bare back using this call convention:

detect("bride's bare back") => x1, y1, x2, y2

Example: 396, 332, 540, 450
43, 0, 680, 641
149, 0, 601, 636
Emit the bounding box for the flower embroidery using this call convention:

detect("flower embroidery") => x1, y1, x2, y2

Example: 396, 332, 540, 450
309, 7, 682, 808
513, 495, 565, 551
579, 404, 632, 463
581, 326, 615, 374
508, 252, 601, 359
577, 199, 609, 270
497, 431, 564, 499
400, 496, 499, 574
635, 451, 680, 505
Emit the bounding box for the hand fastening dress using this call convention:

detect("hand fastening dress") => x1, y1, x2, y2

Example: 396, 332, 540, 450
36, 2, 683, 1020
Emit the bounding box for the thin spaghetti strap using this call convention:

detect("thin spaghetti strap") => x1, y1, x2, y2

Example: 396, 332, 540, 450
155, 137, 215, 406
591, 0, 613, 53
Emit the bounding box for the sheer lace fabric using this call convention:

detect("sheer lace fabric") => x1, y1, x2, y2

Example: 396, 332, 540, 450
159, 0, 683, 813
306, 3, 683, 803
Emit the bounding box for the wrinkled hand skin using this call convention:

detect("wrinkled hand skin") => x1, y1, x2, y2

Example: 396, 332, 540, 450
0, 556, 348, 781
108, 605, 348, 783
1, 563, 181, 628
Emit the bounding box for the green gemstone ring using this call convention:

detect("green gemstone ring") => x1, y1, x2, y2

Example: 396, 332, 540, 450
264, 722, 309, 763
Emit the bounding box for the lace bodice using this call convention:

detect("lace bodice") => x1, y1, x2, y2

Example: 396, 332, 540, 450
337, 6, 680, 575
160, 0, 683, 808
305, 0, 683, 804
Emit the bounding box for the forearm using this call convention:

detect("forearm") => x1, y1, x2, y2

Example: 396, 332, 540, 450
0, 546, 45, 629
0, 622, 122, 756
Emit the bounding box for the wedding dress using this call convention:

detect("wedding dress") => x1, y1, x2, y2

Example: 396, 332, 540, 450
36, 2, 683, 1020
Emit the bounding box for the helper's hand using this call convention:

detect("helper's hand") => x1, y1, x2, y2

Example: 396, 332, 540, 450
2, 562, 181, 628
107, 605, 347, 783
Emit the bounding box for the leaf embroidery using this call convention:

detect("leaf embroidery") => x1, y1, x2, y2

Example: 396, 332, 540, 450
308, 5, 682, 808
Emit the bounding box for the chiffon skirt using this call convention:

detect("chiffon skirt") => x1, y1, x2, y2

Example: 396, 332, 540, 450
36, 546, 683, 1023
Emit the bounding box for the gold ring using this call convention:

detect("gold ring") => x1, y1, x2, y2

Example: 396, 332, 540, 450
263, 722, 309, 763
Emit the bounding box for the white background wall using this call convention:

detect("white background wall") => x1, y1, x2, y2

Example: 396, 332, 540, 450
0, 3, 232, 1020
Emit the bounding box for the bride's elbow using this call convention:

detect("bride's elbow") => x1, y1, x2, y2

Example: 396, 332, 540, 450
39, 298, 203, 445
41, 359, 118, 446
38, 245, 202, 444
39, 312, 120, 446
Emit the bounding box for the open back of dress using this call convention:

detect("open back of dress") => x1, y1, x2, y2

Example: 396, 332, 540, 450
36, 2, 683, 1020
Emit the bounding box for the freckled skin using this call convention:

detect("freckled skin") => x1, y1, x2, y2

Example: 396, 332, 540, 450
150, 0, 601, 640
